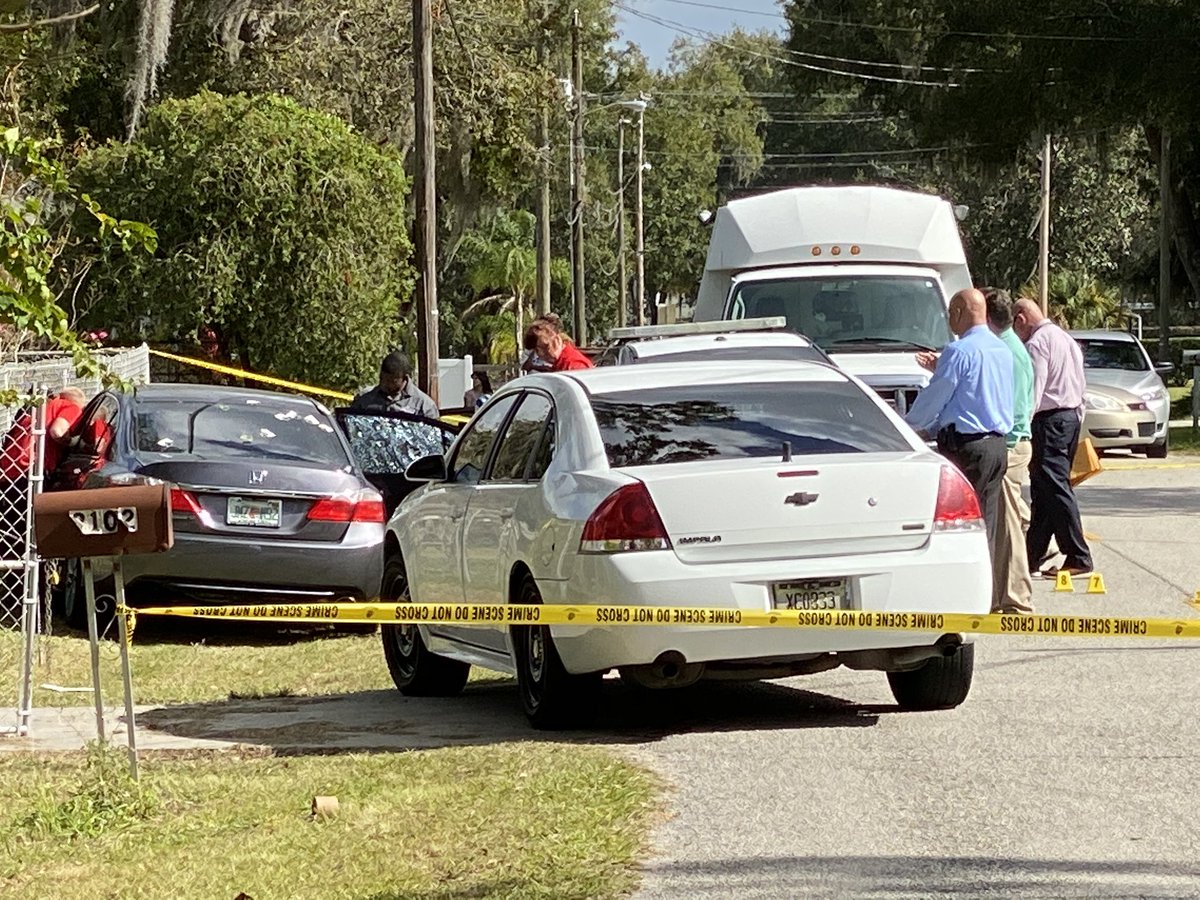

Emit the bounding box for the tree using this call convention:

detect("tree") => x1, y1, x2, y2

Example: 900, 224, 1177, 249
73, 92, 413, 391
0, 126, 154, 397
779, 0, 1197, 305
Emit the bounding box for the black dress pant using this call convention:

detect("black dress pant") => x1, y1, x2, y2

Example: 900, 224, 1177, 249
1027, 409, 1093, 570
937, 431, 1007, 557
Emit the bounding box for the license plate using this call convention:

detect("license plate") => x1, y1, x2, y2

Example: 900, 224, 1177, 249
771, 578, 848, 611
226, 497, 282, 528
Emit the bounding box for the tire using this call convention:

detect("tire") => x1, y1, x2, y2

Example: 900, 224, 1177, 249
379, 553, 469, 697
887, 643, 974, 711
59, 560, 116, 634
1147, 433, 1168, 459
511, 574, 601, 729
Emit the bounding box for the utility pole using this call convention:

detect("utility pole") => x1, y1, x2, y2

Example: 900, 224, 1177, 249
570, 8, 586, 344
1159, 129, 1172, 363
413, 0, 439, 401
616, 117, 627, 328
535, 0, 551, 316
633, 99, 647, 326
1038, 133, 1051, 316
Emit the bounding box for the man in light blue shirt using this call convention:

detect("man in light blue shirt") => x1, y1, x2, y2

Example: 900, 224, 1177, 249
906, 289, 1014, 557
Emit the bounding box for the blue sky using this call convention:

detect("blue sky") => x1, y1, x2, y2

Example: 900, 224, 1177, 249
614, 0, 785, 69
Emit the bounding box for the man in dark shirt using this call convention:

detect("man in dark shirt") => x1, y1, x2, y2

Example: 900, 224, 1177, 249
350, 351, 440, 419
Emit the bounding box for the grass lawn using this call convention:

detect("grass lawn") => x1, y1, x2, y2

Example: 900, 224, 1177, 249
1, 623, 661, 898
1169, 425, 1200, 454
2, 622, 396, 708
0, 743, 659, 899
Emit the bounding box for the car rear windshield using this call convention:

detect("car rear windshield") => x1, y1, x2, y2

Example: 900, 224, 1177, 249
635, 346, 830, 365
1076, 338, 1149, 371
590, 381, 910, 467
728, 275, 951, 352
135, 399, 349, 466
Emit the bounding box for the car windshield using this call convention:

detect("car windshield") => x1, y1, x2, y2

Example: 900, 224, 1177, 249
1076, 338, 1149, 372
135, 398, 349, 466
590, 381, 910, 467
727, 275, 951, 352
634, 346, 830, 365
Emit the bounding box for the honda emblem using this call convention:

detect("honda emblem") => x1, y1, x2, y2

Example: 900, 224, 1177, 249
248, 469, 268, 486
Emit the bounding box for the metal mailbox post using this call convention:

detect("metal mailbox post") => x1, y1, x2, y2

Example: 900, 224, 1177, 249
34, 484, 173, 777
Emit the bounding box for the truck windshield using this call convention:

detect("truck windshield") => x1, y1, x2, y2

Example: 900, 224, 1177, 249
727, 275, 952, 352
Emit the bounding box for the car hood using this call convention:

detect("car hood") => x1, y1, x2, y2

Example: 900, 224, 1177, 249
1085, 368, 1162, 396
829, 352, 933, 389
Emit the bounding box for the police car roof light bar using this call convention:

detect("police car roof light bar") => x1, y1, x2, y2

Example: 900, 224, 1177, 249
608, 316, 788, 342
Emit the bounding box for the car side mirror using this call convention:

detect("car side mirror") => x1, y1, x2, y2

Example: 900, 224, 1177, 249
405, 453, 448, 482
1154, 361, 1175, 376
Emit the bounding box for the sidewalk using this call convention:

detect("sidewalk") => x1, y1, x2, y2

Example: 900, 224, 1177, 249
0, 705, 247, 753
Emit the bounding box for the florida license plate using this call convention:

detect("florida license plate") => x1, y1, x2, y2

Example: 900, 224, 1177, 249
771, 578, 848, 611
226, 497, 282, 528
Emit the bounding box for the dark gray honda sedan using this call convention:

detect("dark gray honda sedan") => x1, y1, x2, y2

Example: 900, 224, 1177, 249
51, 383, 384, 625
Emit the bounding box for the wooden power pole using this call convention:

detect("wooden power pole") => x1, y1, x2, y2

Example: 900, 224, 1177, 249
616, 117, 627, 328
570, 8, 586, 345
1159, 129, 1172, 363
1038, 133, 1051, 316
413, 0, 439, 401
535, 0, 552, 316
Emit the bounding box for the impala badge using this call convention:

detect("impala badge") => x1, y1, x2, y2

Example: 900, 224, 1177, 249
248, 469, 268, 486
785, 491, 819, 507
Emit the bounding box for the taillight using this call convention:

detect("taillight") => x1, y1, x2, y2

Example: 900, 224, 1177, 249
307, 490, 386, 524
170, 486, 215, 528
580, 482, 671, 553
933, 465, 983, 532
170, 487, 204, 517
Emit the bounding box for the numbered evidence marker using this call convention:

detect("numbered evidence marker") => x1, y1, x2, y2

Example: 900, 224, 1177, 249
1086, 573, 1107, 595
1054, 570, 1075, 593
68, 506, 140, 536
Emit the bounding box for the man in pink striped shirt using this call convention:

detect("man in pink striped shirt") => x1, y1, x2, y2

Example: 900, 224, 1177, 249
1012, 298, 1093, 577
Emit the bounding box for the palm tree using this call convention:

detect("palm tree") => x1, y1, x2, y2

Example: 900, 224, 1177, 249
1021, 271, 1130, 330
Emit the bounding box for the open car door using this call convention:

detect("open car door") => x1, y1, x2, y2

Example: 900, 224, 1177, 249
334, 408, 460, 517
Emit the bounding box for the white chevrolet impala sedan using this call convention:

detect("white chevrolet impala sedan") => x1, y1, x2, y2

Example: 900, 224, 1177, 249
383, 362, 991, 728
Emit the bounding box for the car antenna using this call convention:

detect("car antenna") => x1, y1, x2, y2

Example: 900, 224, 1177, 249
781, 441, 792, 462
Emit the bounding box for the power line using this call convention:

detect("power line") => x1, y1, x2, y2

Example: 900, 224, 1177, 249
648, 0, 1172, 43
614, 3, 965, 88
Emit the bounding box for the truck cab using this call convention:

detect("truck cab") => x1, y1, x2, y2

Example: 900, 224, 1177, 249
693, 186, 972, 415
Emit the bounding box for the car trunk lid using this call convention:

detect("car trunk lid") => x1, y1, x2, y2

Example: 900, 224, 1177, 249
624, 453, 941, 563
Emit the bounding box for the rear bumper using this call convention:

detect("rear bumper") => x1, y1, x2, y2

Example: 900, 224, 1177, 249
539, 533, 991, 673
91, 523, 385, 606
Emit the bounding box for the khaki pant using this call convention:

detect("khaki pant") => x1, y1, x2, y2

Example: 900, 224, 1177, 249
994, 440, 1034, 613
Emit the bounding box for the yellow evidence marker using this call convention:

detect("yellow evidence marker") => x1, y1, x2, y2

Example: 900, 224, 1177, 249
1086, 573, 1107, 594
1055, 570, 1075, 592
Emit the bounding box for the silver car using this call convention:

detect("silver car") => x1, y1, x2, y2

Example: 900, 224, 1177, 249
52, 384, 385, 626
1073, 330, 1173, 458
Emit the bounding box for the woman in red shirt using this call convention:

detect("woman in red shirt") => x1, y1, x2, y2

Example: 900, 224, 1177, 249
526, 321, 594, 371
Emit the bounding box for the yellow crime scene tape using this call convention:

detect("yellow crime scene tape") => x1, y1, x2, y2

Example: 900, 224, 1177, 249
129, 602, 1200, 641
149, 349, 354, 402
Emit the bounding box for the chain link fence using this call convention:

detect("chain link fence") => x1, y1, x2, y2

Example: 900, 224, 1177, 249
1, 345, 150, 737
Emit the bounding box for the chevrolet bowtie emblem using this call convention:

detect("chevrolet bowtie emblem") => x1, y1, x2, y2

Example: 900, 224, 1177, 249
784, 491, 819, 507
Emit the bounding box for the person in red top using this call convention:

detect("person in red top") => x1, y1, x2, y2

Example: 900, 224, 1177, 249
1, 387, 86, 480
526, 321, 594, 371
2, 387, 85, 558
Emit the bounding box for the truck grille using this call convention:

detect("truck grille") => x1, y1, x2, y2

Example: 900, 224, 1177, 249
873, 387, 922, 415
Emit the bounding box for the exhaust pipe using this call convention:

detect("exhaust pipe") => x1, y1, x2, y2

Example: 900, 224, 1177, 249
620, 651, 705, 689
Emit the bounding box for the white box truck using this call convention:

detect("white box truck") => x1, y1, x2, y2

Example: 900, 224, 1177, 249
692, 185, 972, 414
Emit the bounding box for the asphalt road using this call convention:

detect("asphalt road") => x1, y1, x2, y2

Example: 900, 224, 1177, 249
630, 453, 1200, 899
